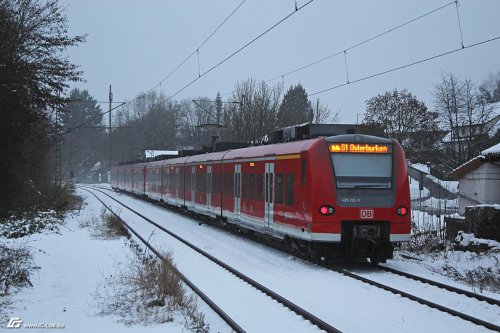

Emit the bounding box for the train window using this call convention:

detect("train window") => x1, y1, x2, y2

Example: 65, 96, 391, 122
285, 174, 294, 205
301, 159, 306, 185
242, 173, 248, 199
223, 173, 234, 196
207, 173, 211, 194
185, 169, 191, 190
331, 153, 392, 189
257, 174, 263, 201
249, 174, 255, 200
217, 172, 221, 194
212, 172, 220, 195
275, 174, 283, 204
235, 173, 240, 198
196, 173, 205, 192
269, 173, 273, 204
223, 174, 228, 195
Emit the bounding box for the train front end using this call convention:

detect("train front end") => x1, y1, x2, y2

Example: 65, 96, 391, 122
324, 134, 411, 263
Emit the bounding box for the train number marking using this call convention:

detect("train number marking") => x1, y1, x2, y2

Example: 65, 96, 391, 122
360, 209, 374, 219
341, 198, 360, 203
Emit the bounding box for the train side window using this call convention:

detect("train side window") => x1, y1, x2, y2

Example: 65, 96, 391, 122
216, 172, 221, 194
196, 172, 205, 192
242, 173, 248, 199
301, 159, 306, 185
185, 169, 191, 190
257, 174, 263, 201
285, 174, 294, 205
269, 173, 273, 204
205, 173, 209, 193
249, 174, 255, 200
223, 173, 229, 195
224, 172, 234, 196
275, 174, 283, 204
212, 172, 220, 195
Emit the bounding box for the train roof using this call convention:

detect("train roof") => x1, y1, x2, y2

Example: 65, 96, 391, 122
113, 133, 403, 169
115, 138, 325, 169
223, 137, 323, 160
325, 134, 395, 144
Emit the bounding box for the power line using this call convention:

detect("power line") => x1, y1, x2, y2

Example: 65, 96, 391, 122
309, 35, 500, 97
146, 0, 246, 94
63, 2, 246, 138
264, 0, 457, 84
62, 102, 126, 135
163, 0, 315, 102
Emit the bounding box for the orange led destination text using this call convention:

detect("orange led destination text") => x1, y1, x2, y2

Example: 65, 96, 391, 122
329, 143, 389, 154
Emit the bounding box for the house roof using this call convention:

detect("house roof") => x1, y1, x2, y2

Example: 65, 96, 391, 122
442, 113, 500, 143
448, 156, 486, 179
448, 142, 500, 179
482, 142, 500, 155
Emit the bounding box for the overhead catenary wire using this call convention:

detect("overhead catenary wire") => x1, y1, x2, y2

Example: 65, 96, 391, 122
309, 35, 500, 97
263, 0, 457, 84
63, 1, 496, 136
62, 102, 126, 135
161, 0, 315, 103
64, 1, 247, 137
454, 0, 465, 48
146, 0, 246, 94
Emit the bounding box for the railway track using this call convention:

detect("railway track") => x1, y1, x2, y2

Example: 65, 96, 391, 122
85, 185, 500, 332
375, 264, 500, 306
330, 265, 500, 332
79, 185, 341, 333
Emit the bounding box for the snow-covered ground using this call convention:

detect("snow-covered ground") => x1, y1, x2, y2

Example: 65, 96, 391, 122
1, 194, 226, 332
1, 186, 499, 332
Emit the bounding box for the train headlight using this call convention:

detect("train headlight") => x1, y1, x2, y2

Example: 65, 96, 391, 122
396, 206, 408, 216
319, 205, 335, 216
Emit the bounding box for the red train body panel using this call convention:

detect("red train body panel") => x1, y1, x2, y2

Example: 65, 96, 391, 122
111, 134, 411, 262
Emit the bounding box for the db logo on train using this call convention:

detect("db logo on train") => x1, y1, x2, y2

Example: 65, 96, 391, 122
360, 209, 374, 219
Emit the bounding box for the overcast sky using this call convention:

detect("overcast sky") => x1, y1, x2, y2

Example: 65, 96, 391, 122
60, 0, 500, 124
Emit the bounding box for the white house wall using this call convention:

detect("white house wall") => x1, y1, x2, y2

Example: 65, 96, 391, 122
483, 163, 500, 203
458, 163, 500, 214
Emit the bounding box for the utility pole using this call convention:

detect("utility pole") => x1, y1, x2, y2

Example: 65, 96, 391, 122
108, 85, 113, 182
55, 105, 62, 188
316, 98, 319, 124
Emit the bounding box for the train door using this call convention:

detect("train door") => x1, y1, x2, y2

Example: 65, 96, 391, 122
235, 164, 241, 218
265, 163, 274, 227
207, 165, 212, 211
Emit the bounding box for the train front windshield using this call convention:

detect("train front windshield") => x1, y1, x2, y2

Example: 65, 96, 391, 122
329, 143, 392, 189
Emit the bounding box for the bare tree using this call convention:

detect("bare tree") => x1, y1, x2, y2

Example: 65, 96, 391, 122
222, 79, 283, 142
178, 98, 214, 149
312, 98, 340, 124
111, 92, 182, 161
434, 72, 466, 164
434, 72, 495, 167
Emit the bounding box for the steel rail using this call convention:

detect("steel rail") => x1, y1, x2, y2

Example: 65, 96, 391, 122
91, 185, 500, 332
376, 264, 500, 307
81, 185, 342, 333
79, 187, 246, 333
329, 266, 500, 332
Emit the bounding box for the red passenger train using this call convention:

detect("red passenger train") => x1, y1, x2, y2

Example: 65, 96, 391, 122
111, 134, 411, 263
